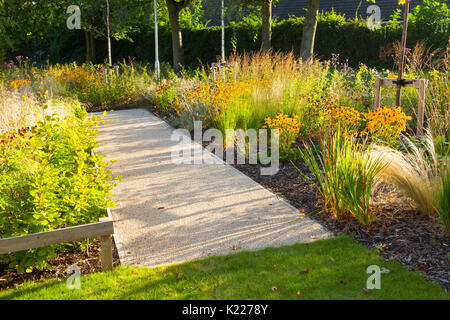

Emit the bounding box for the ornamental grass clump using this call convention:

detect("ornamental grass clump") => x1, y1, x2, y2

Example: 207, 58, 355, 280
0, 84, 74, 134
369, 131, 441, 216
297, 130, 385, 226
436, 161, 450, 232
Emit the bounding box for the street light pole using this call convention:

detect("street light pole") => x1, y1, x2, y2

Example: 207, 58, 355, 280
220, 0, 226, 81
154, 0, 160, 79
221, 0, 225, 63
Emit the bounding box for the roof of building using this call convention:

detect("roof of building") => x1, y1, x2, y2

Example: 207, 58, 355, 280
273, 0, 424, 21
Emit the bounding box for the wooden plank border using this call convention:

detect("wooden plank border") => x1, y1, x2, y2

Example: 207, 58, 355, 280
0, 214, 114, 271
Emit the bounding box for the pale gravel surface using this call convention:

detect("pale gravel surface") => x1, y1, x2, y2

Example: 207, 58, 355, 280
95, 108, 332, 267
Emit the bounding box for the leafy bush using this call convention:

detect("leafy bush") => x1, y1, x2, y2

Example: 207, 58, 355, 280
0, 109, 117, 273
297, 131, 384, 226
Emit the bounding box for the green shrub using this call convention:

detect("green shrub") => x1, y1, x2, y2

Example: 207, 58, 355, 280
297, 131, 384, 226
0, 110, 117, 273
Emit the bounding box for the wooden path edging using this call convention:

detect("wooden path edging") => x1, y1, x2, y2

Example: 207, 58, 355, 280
0, 210, 115, 271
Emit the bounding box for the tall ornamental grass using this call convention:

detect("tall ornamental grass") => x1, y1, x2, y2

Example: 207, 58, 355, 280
297, 131, 385, 226
436, 161, 450, 232
369, 132, 440, 216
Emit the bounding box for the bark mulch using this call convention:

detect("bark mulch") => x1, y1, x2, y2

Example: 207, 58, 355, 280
234, 160, 450, 291
0, 238, 120, 291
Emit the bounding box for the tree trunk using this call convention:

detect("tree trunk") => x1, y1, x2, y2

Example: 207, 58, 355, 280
300, 0, 320, 61
166, 0, 184, 73
85, 31, 96, 63
261, 0, 272, 52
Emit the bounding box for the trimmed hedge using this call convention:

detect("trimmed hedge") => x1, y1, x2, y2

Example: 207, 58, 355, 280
8, 11, 448, 69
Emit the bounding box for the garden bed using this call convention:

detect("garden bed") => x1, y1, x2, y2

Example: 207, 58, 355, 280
145, 102, 449, 291
0, 238, 120, 291
232, 160, 450, 291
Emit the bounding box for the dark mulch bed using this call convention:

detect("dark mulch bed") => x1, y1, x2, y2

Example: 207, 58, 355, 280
233, 160, 450, 291
0, 238, 120, 291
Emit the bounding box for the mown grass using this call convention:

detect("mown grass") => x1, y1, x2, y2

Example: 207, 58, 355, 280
0, 236, 448, 300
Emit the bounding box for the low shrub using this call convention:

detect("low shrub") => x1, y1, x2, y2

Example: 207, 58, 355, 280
0, 108, 117, 273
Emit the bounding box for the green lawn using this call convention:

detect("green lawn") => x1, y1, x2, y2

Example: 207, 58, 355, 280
0, 236, 448, 300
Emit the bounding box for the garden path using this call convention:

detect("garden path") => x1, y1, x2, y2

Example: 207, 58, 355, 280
95, 108, 332, 267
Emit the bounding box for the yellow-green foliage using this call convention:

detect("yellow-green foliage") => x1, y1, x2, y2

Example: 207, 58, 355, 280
0, 109, 118, 273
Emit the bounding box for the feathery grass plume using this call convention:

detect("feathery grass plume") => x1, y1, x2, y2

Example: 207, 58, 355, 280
369, 131, 441, 216
402, 41, 449, 139
436, 156, 450, 232
424, 61, 449, 140
0, 83, 74, 134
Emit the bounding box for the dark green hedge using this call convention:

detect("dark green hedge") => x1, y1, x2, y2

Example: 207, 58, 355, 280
8, 13, 448, 69
97, 15, 447, 69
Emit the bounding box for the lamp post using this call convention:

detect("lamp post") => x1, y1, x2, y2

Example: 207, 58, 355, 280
154, 0, 160, 79
221, 0, 225, 81
221, 0, 225, 63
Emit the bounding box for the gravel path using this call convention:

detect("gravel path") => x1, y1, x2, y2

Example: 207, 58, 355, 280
95, 108, 332, 267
